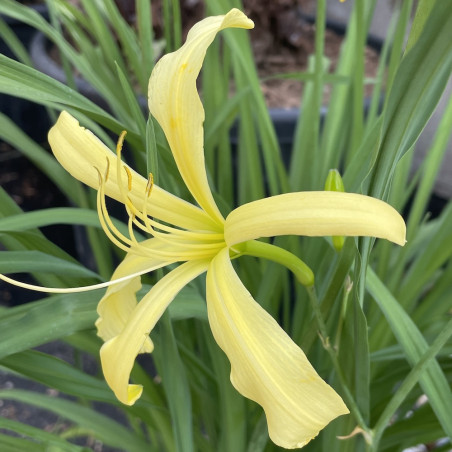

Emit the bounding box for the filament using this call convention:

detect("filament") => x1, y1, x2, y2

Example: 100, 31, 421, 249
95, 132, 226, 260
97, 167, 220, 259
96, 169, 133, 254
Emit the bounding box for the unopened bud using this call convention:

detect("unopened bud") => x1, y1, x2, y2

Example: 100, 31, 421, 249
324, 169, 345, 193
325, 169, 345, 252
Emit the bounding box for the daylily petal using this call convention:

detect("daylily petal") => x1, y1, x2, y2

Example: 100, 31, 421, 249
148, 8, 253, 224
96, 238, 180, 352
100, 259, 209, 405
225, 192, 406, 247
206, 248, 349, 448
48, 111, 219, 232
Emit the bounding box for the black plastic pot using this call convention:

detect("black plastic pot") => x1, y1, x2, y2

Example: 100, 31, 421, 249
0, 5, 80, 306
0, 4, 49, 59
228, 17, 384, 169
0, 4, 50, 143
28, 18, 382, 189
29, 31, 115, 112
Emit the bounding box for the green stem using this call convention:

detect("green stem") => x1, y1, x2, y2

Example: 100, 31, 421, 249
334, 275, 353, 350
237, 240, 314, 287
306, 285, 372, 443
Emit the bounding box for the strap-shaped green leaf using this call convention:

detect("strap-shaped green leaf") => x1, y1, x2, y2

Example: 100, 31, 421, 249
0, 292, 98, 359
370, 2, 452, 199
0, 250, 101, 279
367, 268, 452, 439
0, 113, 77, 202
0, 54, 137, 142
0, 415, 89, 452
1, 349, 116, 403
0, 433, 59, 452
0, 188, 85, 288
153, 312, 194, 452
0, 208, 100, 231
380, 403, 446, 450
0, 389, 149, 452
0, 16, 32, 65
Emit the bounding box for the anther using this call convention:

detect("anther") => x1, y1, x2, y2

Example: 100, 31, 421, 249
104, 157, 110, 182
115, 131, 133, 207
117, 130, 127, 156
146, 173, 154, 198
124, 166, 132, 191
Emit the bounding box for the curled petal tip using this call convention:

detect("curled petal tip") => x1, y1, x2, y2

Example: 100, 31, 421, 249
100, 337, 143, 406
222, 8, 255, 30
125, 384, 143, 406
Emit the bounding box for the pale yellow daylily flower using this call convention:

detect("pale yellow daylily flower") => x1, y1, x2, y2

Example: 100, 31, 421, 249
46, 9, 405, 449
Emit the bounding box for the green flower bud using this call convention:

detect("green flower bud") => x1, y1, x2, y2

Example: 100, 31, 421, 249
325, 169, 346, 252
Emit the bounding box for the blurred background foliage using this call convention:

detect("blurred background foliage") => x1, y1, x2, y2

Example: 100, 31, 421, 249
0, 0, 451, 451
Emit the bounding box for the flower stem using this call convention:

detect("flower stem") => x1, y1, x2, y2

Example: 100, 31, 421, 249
306, 285, 372, 444
236, 240, 314, 287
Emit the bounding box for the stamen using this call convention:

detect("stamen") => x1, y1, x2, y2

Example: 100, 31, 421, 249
127, 212, 141, 248
138, 183, 195, 242
111, 169, 224, 244
143, 213, 224, 242
115, 130, 133, 209
97, 190, 176, 259
104, 157, 110, 182
94, 130, 225, 260
141, 182, 158, 237
97, 168, 214, 260
123, 200, 151, 244
117, 130, 127, 153
124, 166, 132, 192
96, 169, 133, 254
97, 174, 160, 259
131, 215, 149, 233
146, 173, 154, 198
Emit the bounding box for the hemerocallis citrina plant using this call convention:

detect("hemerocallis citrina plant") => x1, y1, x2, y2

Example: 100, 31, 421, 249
0, 9, 406, 449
